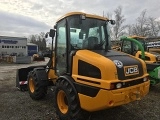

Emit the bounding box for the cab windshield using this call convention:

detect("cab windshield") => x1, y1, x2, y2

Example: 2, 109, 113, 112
67, 15, 111, 50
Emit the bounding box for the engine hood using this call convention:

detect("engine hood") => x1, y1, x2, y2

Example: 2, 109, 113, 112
92, 50, 144, 80
137, 51, 159, 57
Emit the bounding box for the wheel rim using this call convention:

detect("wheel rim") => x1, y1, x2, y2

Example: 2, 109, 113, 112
57, 90, 68, 114
29, 78, 35, 93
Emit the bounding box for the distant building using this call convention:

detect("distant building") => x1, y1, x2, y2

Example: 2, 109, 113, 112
0, 36, 27, 56
27, 43, 38, 56
0, 36, 38, 56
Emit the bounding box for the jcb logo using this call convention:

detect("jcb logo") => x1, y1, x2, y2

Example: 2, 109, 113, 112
124, 65, 139, 76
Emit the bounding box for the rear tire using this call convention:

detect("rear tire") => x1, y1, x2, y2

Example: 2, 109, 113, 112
54, 79, 87, 120
27, 71, 47, 100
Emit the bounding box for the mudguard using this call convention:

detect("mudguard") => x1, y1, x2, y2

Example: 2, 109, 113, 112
16, 65, 46, 91
32, 67, 49, 87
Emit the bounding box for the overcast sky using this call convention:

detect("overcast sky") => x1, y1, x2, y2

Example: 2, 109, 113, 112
0, 0, 160, 39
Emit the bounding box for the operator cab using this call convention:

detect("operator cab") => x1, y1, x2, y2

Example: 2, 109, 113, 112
121, 36, 147, 56
49, 12, 115, 76
121, 35, 160, 63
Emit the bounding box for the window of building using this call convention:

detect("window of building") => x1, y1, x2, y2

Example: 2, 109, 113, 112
2, 45, 4, 48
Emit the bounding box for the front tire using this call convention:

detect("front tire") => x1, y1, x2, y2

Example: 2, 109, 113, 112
54, 79, 83, 120
27, 71, 47, 100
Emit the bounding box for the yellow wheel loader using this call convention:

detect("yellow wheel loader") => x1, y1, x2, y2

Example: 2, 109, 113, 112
120, 35, 160, 85
127, 35, 160, 63
16, 12, 150, 120
32, 51, 45, 61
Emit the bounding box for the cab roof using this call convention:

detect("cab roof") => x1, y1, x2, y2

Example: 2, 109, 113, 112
129, 35, 146, 39
56, 12, 109, 22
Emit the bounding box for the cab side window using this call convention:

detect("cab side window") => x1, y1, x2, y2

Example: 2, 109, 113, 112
122, 41, 132, 54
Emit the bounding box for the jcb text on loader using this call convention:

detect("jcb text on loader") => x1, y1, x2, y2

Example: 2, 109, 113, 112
16, 12, 150, 120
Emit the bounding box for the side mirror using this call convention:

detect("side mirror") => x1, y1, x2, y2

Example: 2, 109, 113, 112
45, 32, 49, 38
49, 29, 55, 37
109, 20, 115, 25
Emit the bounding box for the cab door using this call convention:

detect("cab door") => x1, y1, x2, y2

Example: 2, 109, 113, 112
55, 19, 67, 76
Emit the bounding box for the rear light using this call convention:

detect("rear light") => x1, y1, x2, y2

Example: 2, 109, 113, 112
110, 84, 115, 89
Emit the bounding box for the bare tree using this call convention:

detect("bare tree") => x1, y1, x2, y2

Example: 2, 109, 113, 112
129, 10, 151, 37
112, 6, 127, 40
126, 10, 160, 37
28, 35, 36, 43
157, 21, 160, 31
126, 25, 134, 36
28, 32, 47, 51
147, 17, 160, 37
104, 12, 115, 40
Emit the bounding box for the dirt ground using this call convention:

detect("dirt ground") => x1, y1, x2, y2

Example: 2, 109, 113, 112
0, 58, 160, 120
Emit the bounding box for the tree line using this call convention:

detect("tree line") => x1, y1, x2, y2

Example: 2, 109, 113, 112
28, 32, 47, 51
28, 6, 160, 50
106, 6, 160, 40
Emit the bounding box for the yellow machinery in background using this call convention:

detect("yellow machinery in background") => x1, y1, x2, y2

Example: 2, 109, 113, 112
120, 35, 160, 86
126, 35, 160, 63
146, 36, 160, 54
32, 51, 45, 61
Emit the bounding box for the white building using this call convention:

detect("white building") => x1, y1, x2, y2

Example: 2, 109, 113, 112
0, 36, 27, 56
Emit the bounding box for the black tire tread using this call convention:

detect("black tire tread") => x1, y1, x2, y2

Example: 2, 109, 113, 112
54, 79, 83, 120
27, 71, 47, 100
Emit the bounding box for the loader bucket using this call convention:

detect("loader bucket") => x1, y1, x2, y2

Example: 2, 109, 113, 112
16, 65, 46, 91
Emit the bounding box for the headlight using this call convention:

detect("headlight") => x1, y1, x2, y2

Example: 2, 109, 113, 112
116, 83, 122, 88
110, 82, 123, 89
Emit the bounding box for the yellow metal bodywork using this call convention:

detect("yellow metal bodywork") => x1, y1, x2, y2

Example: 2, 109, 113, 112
129, 35, 146, 39
33, 54, 39, 58
71, 50, 149, 112
135, 51, 157, 63
57, 90, 68, 114
130, 36, 159, 63
47, 53, 57, 81
78, 81, 149, 112
57, 12, 109, 23
28, 77, 35, 93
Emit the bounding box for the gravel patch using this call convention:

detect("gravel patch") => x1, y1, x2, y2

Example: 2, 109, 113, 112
0, 59, 160, 120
